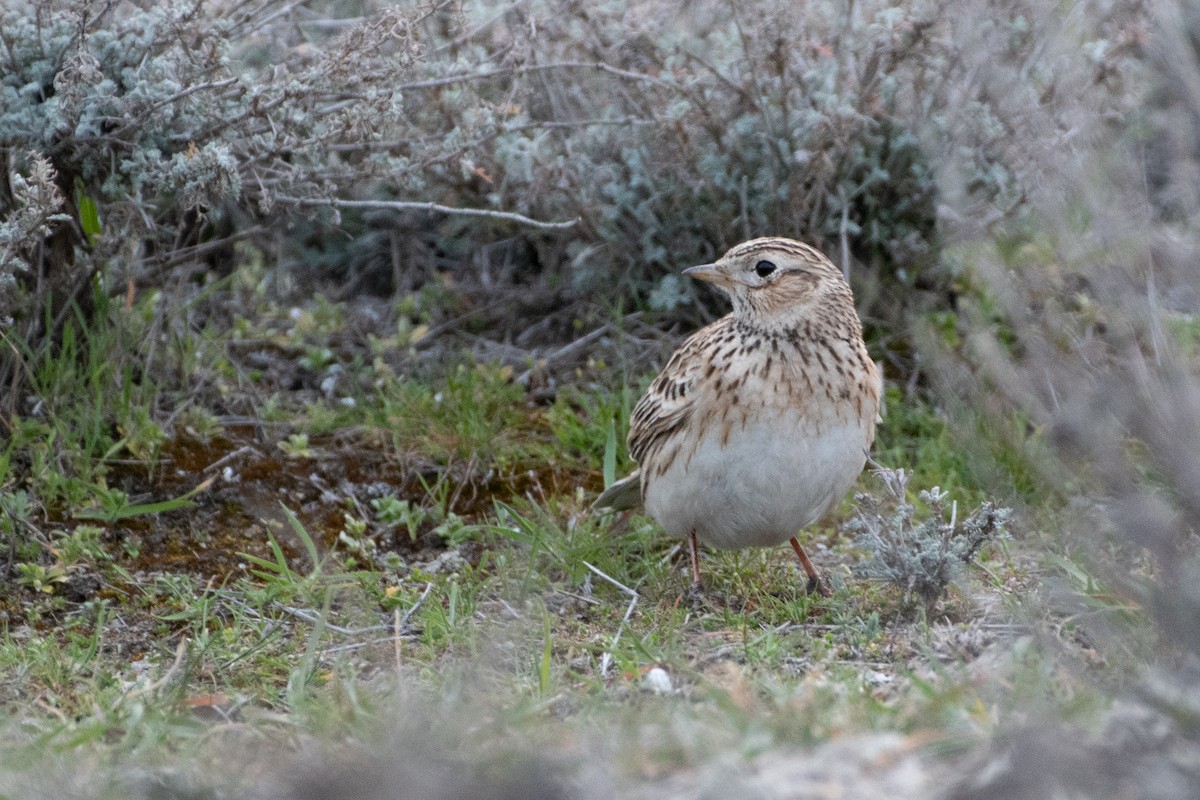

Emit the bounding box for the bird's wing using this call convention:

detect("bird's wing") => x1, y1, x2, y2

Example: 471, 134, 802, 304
626, 329, 712, 466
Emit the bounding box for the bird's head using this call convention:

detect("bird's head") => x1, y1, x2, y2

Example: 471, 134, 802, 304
684, 237, 851, 327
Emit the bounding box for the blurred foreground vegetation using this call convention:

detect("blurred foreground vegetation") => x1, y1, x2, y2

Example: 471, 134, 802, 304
2, 1, 1199, 798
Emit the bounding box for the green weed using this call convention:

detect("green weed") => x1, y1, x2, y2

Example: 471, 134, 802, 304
374, 363, 533, 466
545, 383, 638, 475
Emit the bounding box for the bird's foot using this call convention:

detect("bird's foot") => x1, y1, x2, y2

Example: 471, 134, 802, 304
672, 579, 713, 610
805, 575, 833, 598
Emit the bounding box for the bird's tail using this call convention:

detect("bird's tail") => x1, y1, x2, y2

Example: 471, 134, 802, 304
591, 470, 643, 512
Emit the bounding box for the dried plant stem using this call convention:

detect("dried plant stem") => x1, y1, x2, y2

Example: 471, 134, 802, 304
276, 195, 579, 230
583, 561, 638, 678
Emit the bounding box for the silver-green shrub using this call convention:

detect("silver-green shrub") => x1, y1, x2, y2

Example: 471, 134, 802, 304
0, 0, 1146, 374
850, 465, 1011, 616
0, 0, 440, 372
429, 0, 1141, 313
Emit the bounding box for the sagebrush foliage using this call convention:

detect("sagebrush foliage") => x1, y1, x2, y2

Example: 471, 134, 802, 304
0, 0, 1148, 406
0, 154, 69, 321
850, 466, 1010, 616
0, 0, 431, 354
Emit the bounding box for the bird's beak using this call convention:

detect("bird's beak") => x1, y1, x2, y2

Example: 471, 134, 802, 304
683, 262, 725, 285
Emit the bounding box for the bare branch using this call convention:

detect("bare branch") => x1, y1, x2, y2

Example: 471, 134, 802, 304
275, 195, 579, 230
515, 314, 642, 384
398, 60, 678, 92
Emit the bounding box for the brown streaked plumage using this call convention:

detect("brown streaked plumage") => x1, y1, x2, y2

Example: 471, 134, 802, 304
595, 237, 882, 596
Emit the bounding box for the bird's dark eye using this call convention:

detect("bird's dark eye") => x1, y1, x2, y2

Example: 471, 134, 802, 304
754, 260, 777, 278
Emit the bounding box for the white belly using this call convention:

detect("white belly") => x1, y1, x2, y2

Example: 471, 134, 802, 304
643, 417, 869, 550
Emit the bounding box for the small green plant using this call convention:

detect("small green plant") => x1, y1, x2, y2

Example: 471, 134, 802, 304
113, 406, 166, 463
371, 496, 420, 533
371, 495, 430, 543
299, 346, 336, 372
342, 514, 369, 537
177, 406, 225, 442
75, 479, 210, 523
15, 562, 69, 594
370, 494, 469, 545
278, 434, 313, 458
850, 465, 1011, 617
51, 525, 109, 566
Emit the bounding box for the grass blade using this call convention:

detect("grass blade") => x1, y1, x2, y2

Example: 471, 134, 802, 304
603, 417, 618, 488
539, 613, 553, 695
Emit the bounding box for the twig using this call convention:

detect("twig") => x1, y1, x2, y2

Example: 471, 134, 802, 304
397, 60, 677, 92
555, 589, 601, 606
583, 561, 638, 678
391, 582, 434, 671
275, 195, 578, 231
215, 416, 294, 428
399, 581, 434, 629
236, 0, 311, 37
202, 445, 261, 474
136, 226, 266, 276
501, 117, 653, 132
431, 0, 527, 54
514, 314, 641, 383
107, 77, 241, 141
33, 698, 68, 723
408, 297, 512, 345
321, 634, 419, 655
275, 604, 389, 636
126, 636, 188, 698
294, 16, 364, 30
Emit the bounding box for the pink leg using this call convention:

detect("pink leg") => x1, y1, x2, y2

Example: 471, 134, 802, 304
789, 536, 832, 597
688, 529, 702, 590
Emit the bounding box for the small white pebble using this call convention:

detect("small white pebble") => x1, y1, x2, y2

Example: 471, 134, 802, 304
642, 666, 673, 695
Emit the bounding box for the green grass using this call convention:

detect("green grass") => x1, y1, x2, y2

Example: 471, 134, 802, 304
0, 285, 1137, 797
545, 382, 640, 476
372, 362, 534, 465
871, 383, 1055, 509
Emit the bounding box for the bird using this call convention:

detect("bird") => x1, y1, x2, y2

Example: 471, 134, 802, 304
595, 237, 882, 597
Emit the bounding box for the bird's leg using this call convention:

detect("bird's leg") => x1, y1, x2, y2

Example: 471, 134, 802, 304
687, 529, 703, 594
789, 536, 832, 597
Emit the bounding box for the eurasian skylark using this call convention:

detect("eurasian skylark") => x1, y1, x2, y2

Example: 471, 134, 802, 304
596, 237, 882, 596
